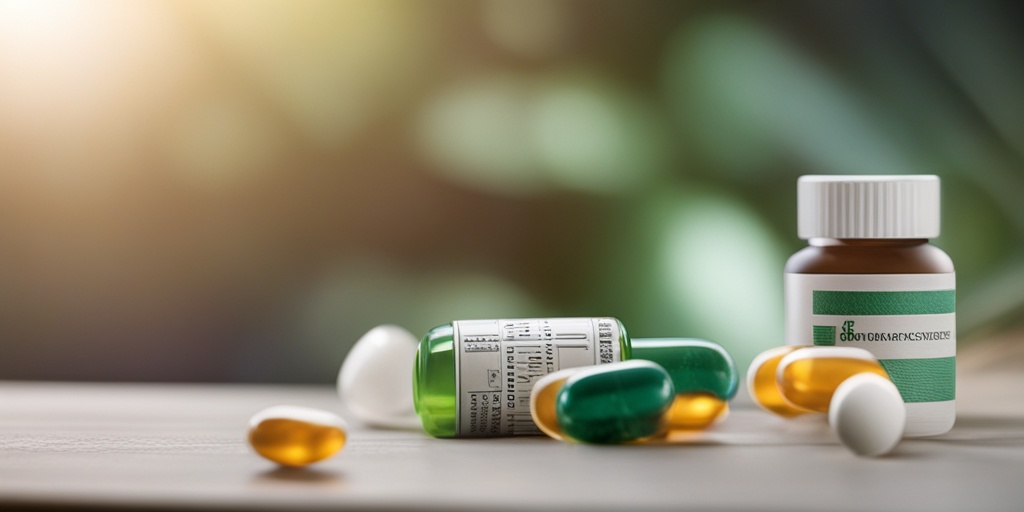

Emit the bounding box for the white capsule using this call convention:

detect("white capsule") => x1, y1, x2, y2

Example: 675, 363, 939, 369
829, 373, 906, 457
338, 325, 420, 428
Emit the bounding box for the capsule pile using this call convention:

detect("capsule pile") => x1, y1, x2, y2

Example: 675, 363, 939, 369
747, 345, 906, 457
530, 339, 738, 444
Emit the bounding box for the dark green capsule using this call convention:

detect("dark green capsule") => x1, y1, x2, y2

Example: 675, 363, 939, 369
631, 339, 738, 400
556, 360, 675, 444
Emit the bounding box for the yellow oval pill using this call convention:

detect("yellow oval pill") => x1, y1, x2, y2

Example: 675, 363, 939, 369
777, 347, 890, 413
248, 405, 347, 467
747, 345, 813, 417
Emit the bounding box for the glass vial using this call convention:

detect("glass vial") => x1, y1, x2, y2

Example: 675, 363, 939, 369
413, 317, 736, 438
785, 175, 955, 437
414, 318, 630, 438
411, 317, 626, 438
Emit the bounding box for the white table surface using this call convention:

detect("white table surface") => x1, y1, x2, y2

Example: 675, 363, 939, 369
2, 345, 1023, 511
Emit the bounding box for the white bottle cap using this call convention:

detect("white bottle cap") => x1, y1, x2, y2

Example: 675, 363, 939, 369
797, 175, 940, 239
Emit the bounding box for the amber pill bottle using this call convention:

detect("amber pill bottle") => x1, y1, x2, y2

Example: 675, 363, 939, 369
785, 175, 955, 437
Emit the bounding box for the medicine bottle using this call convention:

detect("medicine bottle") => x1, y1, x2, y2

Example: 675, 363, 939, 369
785, 175, 955, 437
413, 317, 736, 437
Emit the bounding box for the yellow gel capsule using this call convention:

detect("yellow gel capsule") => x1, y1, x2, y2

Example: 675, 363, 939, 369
664, 392, 729, 431
747, 345, 814, 417
248, 405, 347, 467
529, 367, 585, 441
777, 347, 891, 413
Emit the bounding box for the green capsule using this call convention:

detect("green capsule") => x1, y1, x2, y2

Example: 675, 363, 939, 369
631, 339, 738, 400
556, 360, 675, 444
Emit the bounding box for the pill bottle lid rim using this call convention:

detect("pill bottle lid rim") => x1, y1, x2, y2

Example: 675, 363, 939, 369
797, 175, 940, 239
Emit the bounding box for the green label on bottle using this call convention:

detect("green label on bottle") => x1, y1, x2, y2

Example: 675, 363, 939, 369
813, 290, 955, 316
879, 357, 956, 403
785, 272, 956, 435
812, 325, 836, 346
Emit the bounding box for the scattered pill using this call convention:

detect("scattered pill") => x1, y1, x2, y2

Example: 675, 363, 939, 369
533, 374, 730, 440
777, 347, 889, 413
747, 345, 813, 417
632, 339, 739, 401
248, 405, 347, 467
829, 373, 906, 457
556, 360, 675, 444
532, 341, 737, 442
338, 325, 420, 428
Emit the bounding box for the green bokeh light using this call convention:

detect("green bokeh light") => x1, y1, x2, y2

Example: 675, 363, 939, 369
665, 15, 915, 176
658, 188, 786, 382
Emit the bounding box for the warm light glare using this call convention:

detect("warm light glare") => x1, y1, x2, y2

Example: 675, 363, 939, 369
0, 0, 93, 43
0, 0, 112, 115
0, 0, 195, 187
183, 0, 437, 149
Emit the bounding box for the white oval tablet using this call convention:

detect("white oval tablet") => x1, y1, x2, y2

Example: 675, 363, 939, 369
338, 325, 420, 428
829, 373, 906, 457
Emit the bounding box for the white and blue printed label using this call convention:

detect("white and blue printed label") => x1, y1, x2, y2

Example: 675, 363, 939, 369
453, 318, 620, 437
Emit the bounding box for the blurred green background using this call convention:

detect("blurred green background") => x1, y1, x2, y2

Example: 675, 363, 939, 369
1, 0, 1022, 384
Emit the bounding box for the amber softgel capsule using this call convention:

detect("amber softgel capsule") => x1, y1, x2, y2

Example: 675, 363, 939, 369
747, 345, 889, 414
664, 392, 729, 431
776, 346, 890, 413
747, 345, 814, 417
248, 405, 347, 467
